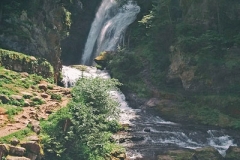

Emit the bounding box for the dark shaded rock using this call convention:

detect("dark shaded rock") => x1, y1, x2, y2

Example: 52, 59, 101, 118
130, 136, 145, 142
40, 93, 48, 98
20, 141, 41, 154
0, 94, 10, 104
10, 138, 20, 146
143, 128, 151, 132
225, 146, 240, 160
0, 144, 9, 159
9, 146, 26, 156
38, 84, 47, 91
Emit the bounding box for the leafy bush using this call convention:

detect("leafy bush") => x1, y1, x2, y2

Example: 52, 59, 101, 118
50, 93, 62, 101
41, 77, 122, 160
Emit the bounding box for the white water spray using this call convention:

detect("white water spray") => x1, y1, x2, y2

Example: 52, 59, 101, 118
81, 0, 140, 65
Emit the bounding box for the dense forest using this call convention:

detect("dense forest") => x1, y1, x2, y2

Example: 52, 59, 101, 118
104, 0, 240, 128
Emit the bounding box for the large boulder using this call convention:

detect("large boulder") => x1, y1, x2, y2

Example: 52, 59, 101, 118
0, 144, 9, 159
20, 141, 41, 154
9, 146, 26, 156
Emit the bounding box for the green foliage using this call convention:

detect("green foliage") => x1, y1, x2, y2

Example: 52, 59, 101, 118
0, 127, 32, 143
1, 104, 23, 121
41, 77, 123, 160
50, 93, 62, 101
30, 97, 45, 106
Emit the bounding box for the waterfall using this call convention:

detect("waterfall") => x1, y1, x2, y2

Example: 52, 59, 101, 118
81, 0, 140, 65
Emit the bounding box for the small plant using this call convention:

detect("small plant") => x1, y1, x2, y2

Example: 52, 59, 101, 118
1, 104, 23, 121
50, 93, 62, 101
31, 97, 45, 105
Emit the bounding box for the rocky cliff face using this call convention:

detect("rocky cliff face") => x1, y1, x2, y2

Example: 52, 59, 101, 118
0, 0, 80, 81
61, 0, 101, 65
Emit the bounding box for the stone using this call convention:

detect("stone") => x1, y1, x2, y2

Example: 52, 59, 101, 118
24, 101, 30, 107
225, 146, 240, 160
11, 95, 23, 101
38, 84, 47, 91
20, 72, 29, 78
30, 122, 41, 134
143, 128, 151, 132
0, 144, 9, 159
0, 94, 10, 104
9, 146, 26, 156
20, 141, 41, 154
6, 156, 30, 160
26, 152, 38, 160
10, 138, 20, 146
26, 136, 39, 142
40, 93, 48, 98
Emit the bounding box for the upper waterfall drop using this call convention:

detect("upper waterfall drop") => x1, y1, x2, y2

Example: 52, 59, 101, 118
81, 0, 140, 65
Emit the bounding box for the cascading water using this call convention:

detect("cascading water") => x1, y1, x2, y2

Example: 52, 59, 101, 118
81, 0, 140, 65
64, 0, 239, 158
62, 66, 240, 159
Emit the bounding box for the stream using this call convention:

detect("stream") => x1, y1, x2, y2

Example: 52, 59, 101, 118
62, 65, 240, 160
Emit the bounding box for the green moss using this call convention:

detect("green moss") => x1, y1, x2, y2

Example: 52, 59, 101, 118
0, 48, 54, 79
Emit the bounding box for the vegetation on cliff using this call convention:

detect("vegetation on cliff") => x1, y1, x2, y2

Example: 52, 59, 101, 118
100, 0, 240, 128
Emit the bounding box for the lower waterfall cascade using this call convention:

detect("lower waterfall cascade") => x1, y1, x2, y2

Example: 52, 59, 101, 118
62, 65, 240, 159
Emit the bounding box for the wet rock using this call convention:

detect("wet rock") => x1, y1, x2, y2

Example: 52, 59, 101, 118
192, 147, 223, 160
225, 146, 240, 160
130, 136, 145, 142
10, 138, 20, 146
143, 128, 151, 132
9, 146, 26, 156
